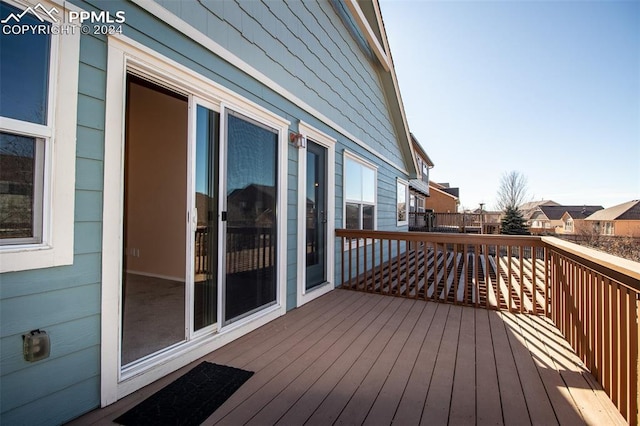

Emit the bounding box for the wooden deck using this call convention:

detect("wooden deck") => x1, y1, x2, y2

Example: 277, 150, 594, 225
71, 289, 626, 425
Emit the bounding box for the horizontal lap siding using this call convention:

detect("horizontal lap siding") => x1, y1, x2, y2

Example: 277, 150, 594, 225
0, 31, 107, 425
156, 0, 405, 171
287, 146, 298, 309
144, 0, 410, 296
2, 0, 410, 423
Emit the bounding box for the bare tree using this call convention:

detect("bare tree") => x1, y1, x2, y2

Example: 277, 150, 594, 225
496, 171, 528, 211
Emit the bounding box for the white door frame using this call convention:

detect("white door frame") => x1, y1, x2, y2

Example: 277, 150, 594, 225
101, 35, 288, 406
297, 121, 336, 307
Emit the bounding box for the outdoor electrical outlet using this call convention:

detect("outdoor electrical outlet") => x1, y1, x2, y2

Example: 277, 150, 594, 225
23, 330, 50, 362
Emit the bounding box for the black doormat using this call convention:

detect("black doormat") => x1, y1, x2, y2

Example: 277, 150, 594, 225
114, 362, 254, 426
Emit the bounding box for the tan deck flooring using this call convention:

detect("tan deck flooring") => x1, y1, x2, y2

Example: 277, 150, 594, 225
71, 289, 626, 425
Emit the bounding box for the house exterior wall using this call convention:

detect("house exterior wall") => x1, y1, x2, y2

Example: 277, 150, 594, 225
1, 32, 106, 424
154, 0, 407, 173
425, 189, 458, 213
608, 220, 640, 237
0, 1, 411, 424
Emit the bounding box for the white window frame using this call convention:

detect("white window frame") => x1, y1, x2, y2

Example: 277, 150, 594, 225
397, 178, 408, 227
102, 34, 289, 406
0, 0, 80, 272
603, 221, 614, 236
297, 122, 336, 307
421, 159, 430, 183
565, 218, 574, 233
343, 150, 377, 231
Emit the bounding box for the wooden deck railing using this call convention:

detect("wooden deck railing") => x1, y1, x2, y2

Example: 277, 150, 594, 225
543, 237, 640, 425
195, 226, 275, 275
409, 211, 482, 233
336, 229, 640, 425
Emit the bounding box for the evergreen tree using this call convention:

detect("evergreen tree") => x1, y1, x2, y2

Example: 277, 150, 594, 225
501, 206, 529, 235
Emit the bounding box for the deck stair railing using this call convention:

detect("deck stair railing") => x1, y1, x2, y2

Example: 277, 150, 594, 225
336, 229, 640, 425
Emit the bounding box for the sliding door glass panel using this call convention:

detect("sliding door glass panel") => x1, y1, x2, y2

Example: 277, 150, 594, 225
193, 105, 219, 331
224, 112, 278, 324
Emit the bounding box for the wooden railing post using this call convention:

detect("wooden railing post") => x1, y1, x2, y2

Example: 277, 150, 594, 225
540, 236, 640, 425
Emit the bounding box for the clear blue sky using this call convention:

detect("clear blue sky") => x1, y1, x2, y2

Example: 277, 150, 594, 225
380, 0, 639, 211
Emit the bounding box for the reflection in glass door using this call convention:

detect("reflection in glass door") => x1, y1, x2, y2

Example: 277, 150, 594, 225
223, 111, 278, 325
193, 105, 219, 331
306, 141, 327, 290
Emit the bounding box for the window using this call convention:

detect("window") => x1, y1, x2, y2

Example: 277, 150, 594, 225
344, 153, 376, 230
417, 196, 425, 213
421, 159, 429, 183
0, 1, 51, 244
603, 222, 614, 236
0, 0, 80, 271
0, 134, 44, 244
397, 179, 408, 226
409, 194, 416, 213
565, 219, 574, 232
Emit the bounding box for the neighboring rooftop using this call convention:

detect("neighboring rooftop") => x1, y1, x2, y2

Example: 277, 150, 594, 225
540, 205, 604, 221
586, 200, 640, 221
520, 200, 560, 211
429, 181, 459, 199
520, 200, 560, 220
410, 133, 434, 167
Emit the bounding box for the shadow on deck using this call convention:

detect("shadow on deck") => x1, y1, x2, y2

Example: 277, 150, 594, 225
69, 290, 626, 425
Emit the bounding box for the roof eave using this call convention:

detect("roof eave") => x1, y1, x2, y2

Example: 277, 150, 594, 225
345, 0, 417, 178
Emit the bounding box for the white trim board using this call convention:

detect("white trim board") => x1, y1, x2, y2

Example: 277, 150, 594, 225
0, 0, 80, 272
101, 35, 288, 406
129, 0, 408, 176
344, 0, 391, 72
297, 121, 336, 307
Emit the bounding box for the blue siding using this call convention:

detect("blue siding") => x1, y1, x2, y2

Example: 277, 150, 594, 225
153, 0, 406, 170
0, 29, 106, 424
1, 0, 412, 423
287, 143, 299, 310
1, 378, 100, 426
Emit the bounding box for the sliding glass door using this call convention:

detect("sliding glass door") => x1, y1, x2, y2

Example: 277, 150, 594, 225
193, 105, 219, 332
223, 111, 278, 325
120, 78, 281, 369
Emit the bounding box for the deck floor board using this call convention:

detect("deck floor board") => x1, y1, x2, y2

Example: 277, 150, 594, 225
69, 289, 626, 426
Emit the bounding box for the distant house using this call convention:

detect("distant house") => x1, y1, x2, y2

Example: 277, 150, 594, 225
585, 200, 640, 237
534, 205, 604, 234
524, 203, 604, 234
426, 181, 460, 213
471, 207, 503, 234
408, 133, 432, 215
521, 200, 560, 231
559, 206, 604, 234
